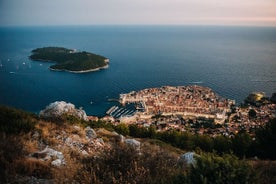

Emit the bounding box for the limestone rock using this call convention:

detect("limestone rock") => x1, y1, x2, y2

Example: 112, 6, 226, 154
178, 152, 197, 167
39, 101, 88, 121
81, 150, 89, 156
124, 139, 140, 151
31, 146, 65, 167
51, 159, 62, 167
85, 126, 97, 139
97, 138, 105, 145
32, 131, 40, 139
118, 134, 125, 143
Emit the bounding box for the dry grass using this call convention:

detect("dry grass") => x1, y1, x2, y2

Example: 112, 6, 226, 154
0, 132, 51, 183
14, 158, 52, 178
74, 143, 182, 184
51, 148, 83, 183
96, 128, 123, 143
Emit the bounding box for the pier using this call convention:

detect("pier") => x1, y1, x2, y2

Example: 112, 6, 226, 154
106, 105, 137, 119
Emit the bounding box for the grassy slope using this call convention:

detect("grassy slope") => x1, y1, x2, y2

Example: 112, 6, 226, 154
0, 105, 275, 183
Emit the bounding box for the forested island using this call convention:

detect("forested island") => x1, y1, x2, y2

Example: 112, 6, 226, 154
29, 47, 109, 73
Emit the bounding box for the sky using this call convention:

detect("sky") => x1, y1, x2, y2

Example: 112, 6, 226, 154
0, 0, 276, 26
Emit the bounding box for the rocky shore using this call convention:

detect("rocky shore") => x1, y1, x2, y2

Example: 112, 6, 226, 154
49, 63, 109, 73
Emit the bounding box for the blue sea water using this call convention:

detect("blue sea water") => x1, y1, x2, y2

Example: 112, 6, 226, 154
0, 25, 275, 116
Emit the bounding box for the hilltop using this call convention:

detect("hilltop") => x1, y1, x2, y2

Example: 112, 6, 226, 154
29, 47, 109, 73
0, 104, 275, 183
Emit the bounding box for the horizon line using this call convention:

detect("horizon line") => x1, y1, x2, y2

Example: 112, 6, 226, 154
1, 24, 276, 28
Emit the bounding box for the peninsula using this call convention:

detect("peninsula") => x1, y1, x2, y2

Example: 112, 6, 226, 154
117, 85, 235, 121
106, 85, 275, 137
29, 47, 109, 73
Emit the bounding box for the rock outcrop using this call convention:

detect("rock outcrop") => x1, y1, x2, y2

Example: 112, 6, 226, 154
178, 152, 197, 167
85, 126, 97, 139
39, 101, 88, 121
124, 139, 141, 151
31, 146, 65, 167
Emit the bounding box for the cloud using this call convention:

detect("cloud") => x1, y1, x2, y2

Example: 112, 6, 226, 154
0, 0, 275, 26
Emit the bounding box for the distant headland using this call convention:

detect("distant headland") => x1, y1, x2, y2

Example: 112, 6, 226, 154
29, 47, 109, 73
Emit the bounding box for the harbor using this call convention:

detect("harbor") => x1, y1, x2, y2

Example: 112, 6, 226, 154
106, 104, 137, 119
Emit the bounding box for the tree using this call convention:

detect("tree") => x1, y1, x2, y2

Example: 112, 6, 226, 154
248, 109, 257, 118
231, 131, 252, 158
255, 118, 276, 159
193, 135, 213, 152
213, 136, 231, 154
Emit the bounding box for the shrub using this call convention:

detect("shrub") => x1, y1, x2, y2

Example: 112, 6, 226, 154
0, 106, 37, 134
184, 152, 256, 184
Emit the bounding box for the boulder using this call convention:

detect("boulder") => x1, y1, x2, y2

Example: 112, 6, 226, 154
124, 139, 140, 151
51, 159, 63, 167
85, 126, 97, 139
178, 152, 197, 167
118, 134, 125, 143
32, 131, 40, 139
97, 138, 105, 145
31, 146, 65, 167
81, 150, 89, 156
39, 101, 88, 121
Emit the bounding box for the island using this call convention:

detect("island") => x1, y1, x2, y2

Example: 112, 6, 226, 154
29, 47, 109, 73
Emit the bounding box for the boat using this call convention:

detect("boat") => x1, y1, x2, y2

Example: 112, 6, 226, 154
190, 81, 203, 84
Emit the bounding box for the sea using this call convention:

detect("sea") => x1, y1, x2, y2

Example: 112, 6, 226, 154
0, 25, 275, 116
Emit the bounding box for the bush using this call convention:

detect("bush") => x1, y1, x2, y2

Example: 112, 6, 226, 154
114, 123, 129, 136
183, 152, 256, 184
88, 120, 114, 131
0, 106, 37, 134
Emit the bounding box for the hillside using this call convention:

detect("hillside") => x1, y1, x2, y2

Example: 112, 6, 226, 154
0, 105, 275, 183
29, 47, 109, 73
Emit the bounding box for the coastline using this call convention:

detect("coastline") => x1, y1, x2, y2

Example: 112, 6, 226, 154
49, 64, 109, 73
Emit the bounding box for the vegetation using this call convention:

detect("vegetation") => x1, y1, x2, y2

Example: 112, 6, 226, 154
30, 47, 108, 72
0, 106, 275, 183
255, 118, 276, 159
88, 119, 276, 160
0, 106, 37, 134
76, 144, 258, 184
182, 152, 256, 184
